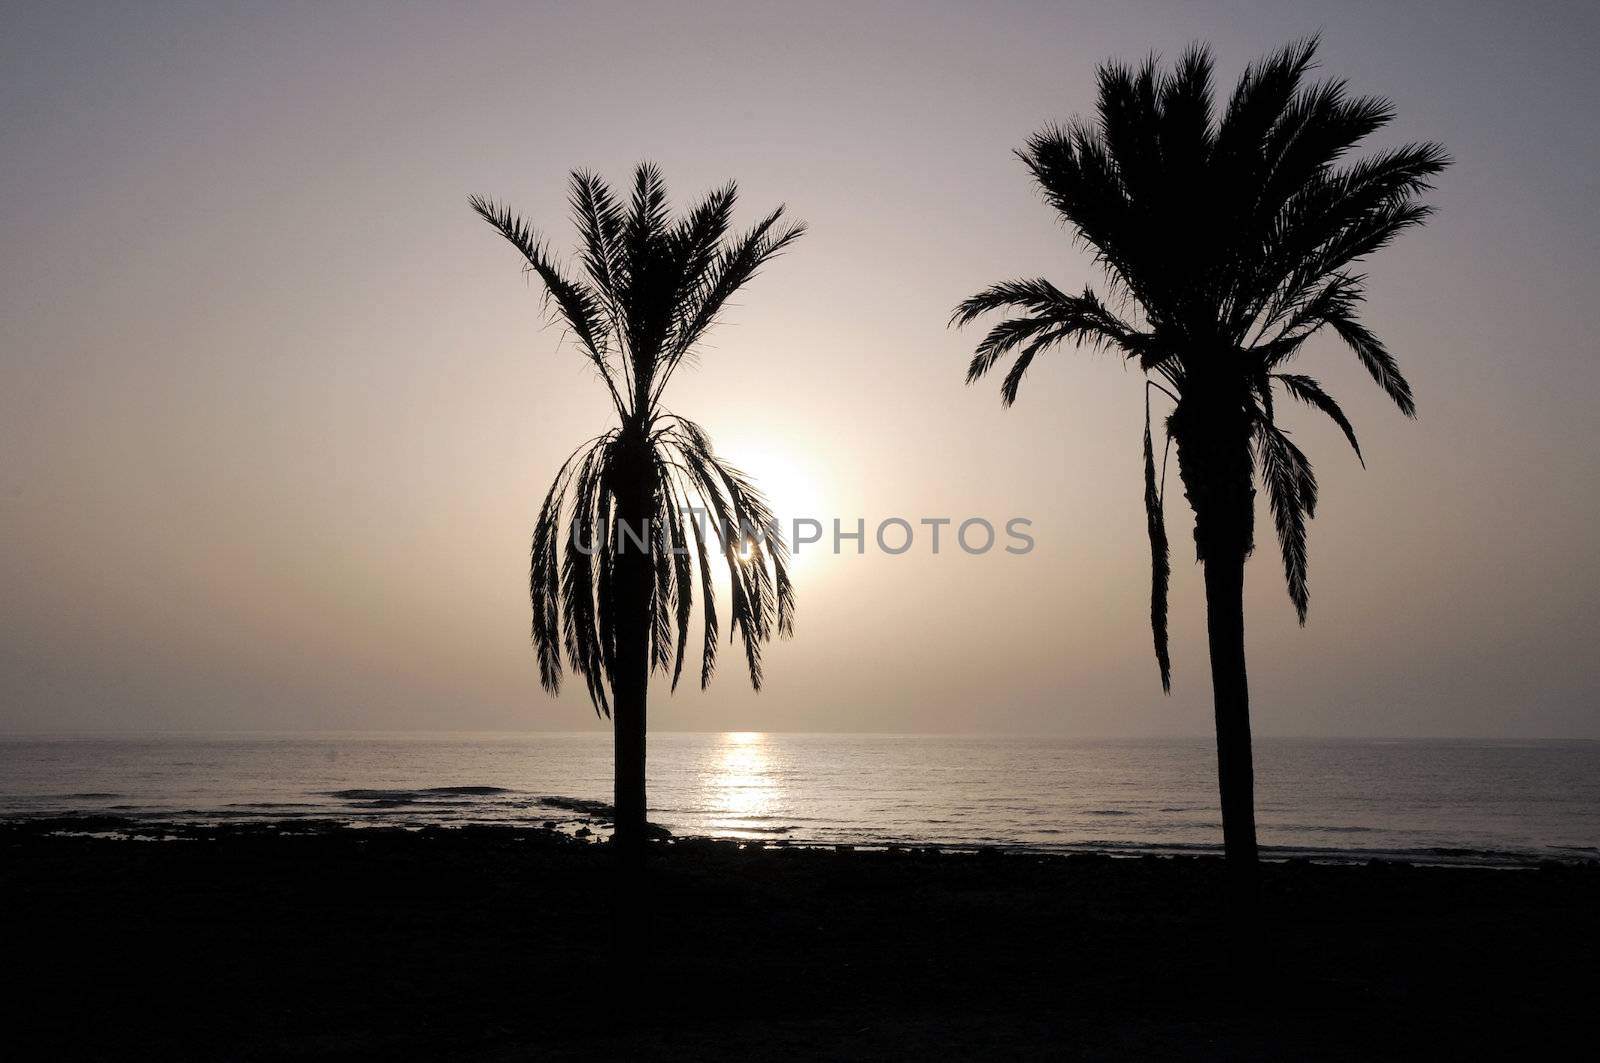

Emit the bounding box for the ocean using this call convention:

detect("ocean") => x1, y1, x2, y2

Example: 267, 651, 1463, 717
1, 732, 1595, 865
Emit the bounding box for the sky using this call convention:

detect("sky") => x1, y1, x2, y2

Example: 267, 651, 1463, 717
2, 1, 1597, 738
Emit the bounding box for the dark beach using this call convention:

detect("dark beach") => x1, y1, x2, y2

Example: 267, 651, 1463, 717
4, 820, 1595, 1061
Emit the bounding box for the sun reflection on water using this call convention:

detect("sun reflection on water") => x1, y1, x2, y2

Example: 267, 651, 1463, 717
704, 731, 776, 837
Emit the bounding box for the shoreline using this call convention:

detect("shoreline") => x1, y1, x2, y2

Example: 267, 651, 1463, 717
5, 814, 1591, 870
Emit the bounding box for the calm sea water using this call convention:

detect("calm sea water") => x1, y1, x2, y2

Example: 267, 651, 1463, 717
1, 733, 1595, 864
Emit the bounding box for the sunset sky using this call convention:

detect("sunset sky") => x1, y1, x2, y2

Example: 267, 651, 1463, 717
3, 0, 1597, 738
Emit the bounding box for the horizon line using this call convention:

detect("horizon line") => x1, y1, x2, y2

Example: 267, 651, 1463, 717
0, 728, 1594, 742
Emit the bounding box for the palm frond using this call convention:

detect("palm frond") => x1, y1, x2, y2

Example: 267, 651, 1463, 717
1019, 125, 1149, 309
561, 438, 613, 716
1256, 421, 1318, 622
1243, 146, 1447, 332
530, 434, 614, 692
1156, 44, 1215, 172
680, 476, 721, 688
657, 465, 696, 692
1214, 35, 1322, 176
1273, 373, 1363, 464
668, 182, 739, 315
1144, 387, 1172, 691
659, 206, 806, 399
568, 170, 626, 301
470, 195, 627, 416
648, 488, 675, 675
1324, 308, 1416, 416
952, 280, 1142, 400
665, 418, 792, 689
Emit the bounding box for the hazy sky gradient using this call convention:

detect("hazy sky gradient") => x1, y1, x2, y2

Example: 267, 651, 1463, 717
3, 1, 1597, 736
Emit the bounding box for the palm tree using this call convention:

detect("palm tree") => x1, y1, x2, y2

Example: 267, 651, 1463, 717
473, 164, 803, 859
953, 39, 1447, 892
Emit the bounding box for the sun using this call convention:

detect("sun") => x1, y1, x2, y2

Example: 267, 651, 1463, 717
665, 436, 831, 572
719, 443, 828, 568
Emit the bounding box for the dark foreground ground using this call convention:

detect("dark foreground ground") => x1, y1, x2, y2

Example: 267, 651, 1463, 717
3, 821, 1596, 1061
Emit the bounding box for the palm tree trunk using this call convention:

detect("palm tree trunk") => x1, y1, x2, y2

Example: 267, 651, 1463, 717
611, 616, 647, 860
610, 461, 653, 862
1202, 548, 1258, 882
607, 444, 657, 1012
1175, 400, 1261, 897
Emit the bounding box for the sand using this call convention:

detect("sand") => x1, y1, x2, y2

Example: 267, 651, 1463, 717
4, 819, 1595, 1060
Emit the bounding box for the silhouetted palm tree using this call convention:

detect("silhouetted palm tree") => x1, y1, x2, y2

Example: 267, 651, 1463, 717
953, 39, 1447, 891
473, 165, 803, 858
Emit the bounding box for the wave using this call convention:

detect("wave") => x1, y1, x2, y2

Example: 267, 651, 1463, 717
323, 786, 514, 800
223, 802, 322, 809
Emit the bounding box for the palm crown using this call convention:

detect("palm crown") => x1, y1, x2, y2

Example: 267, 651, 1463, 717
472, 164, 804, 715
953, 38, 1448, 689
